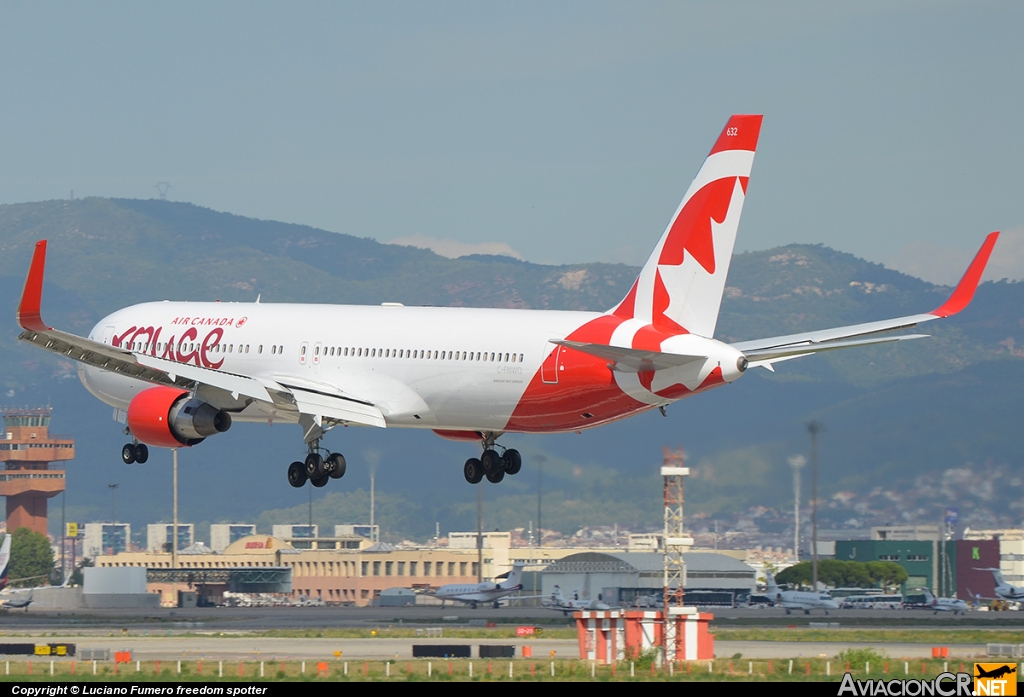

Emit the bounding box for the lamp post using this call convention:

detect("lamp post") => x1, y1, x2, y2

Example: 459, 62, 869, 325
788, 455, 806, 564
107, 483, 118, 523
807, 421, 824, 590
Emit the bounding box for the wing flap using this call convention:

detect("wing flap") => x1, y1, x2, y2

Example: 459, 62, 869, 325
289, 388, 386, 428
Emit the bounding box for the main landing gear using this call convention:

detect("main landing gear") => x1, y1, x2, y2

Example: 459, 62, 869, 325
463, 433, 522, 484
287, 439, 347, 489
121, 441, 149, 464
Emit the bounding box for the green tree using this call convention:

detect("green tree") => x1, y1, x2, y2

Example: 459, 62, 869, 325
69, 557, 93, 587
776, 562, 812, 588
774, 560, 906, 590
864, 561, 908, 591
8, 528, 54, 588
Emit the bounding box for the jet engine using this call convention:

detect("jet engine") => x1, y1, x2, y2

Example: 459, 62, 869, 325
126, 386, 232, 448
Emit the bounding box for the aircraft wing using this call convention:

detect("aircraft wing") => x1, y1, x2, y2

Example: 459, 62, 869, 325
731, 232, 999, 370
16, 240, 386, 429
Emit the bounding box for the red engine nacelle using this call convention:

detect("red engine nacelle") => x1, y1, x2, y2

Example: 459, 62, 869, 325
126, 386, 232, 448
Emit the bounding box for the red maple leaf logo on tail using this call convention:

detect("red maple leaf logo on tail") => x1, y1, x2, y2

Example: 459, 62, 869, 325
657, 176, 738, 274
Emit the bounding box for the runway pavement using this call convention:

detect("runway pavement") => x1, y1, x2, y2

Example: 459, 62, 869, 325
0, 604, 1013, 662
1, 604, 1019, 631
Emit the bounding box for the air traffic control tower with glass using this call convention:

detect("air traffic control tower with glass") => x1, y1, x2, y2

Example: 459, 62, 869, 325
0, 408, 72, 535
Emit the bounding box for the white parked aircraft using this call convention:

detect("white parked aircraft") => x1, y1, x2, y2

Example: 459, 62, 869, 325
921, 589, 969, 615
0, 591, 33, 610
764, 570, 840, 615
975, 568, 1024, 602
434, 562, 525, 609
15, 115, 999, 488
545, 585, 613, 615
0, 535, 10, 591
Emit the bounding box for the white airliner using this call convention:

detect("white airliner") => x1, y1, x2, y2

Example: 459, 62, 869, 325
975, 568, 1024, 602
15, 115, 999, 488
920, 589, 969, 615
764, 570, 840, 615
434, 562, 525, 609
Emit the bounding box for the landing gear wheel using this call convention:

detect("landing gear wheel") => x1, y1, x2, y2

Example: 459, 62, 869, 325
305, 453, 325, 479
464, 458, 483, 484
311, 475, 329, 488
134, 444, 149, 464
327, 453, 347, 479
502, 449, 521, 475
288, 461, 307, 488
121, 443, 136, 465
486, 469, 505, 484
480, 449, 502, 473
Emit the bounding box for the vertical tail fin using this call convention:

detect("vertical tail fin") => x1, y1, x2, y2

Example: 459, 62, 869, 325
764, 569, 780, 595
501, 562, 525, 590
0, 535, 10, 591
611, 115, 762, 338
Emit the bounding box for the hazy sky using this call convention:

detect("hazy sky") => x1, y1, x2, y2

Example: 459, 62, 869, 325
1, 2, 1021, 283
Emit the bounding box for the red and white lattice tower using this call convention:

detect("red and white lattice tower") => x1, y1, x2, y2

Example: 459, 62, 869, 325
661, 447, 693, 662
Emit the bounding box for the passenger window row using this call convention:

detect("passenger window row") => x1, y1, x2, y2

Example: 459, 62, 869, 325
304, 345, 525, 363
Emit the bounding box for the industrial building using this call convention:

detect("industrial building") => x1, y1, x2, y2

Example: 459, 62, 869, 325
97, 533, 497, 606
92, 529, 757, 608
540, 551, 757, 607
834, 538, 1000, 598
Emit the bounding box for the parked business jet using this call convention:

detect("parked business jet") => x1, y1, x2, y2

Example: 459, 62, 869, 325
975, 568, 1024, 602
0, 535, 10, 592
764, 570, 840, 615
545, 585, 613, 615
15, 115, 999, 489
434, 562, 525, 609
921, 589, 969, 615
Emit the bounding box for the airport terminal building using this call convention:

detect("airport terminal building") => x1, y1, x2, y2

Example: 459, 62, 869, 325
95, 532, 757, 608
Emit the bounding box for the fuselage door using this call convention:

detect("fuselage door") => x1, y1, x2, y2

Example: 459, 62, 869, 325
540, 343, 560, 384
313, 342, 322, 366
299, 342, 308, 366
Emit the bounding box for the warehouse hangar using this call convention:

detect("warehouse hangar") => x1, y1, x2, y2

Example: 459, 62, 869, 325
541, 551, 757, 607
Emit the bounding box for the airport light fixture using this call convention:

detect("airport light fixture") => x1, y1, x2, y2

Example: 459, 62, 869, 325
788, 455, 806, 564
807, 421, 825, 590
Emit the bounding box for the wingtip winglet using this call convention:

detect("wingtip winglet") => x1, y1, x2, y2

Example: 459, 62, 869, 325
930, 231, 999, 318
16, 240, 50, 332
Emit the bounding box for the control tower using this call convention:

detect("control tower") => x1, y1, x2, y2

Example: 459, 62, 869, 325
0, 408, 72, 535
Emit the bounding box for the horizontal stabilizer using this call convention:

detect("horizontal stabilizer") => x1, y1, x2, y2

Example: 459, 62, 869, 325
552, 340, 705, 373
742, 333, 929, 364
732, 232, 999, 365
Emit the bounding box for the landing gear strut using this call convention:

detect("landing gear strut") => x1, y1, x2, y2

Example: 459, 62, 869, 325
287, 437, 346, 489
462, 432, 522, 485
